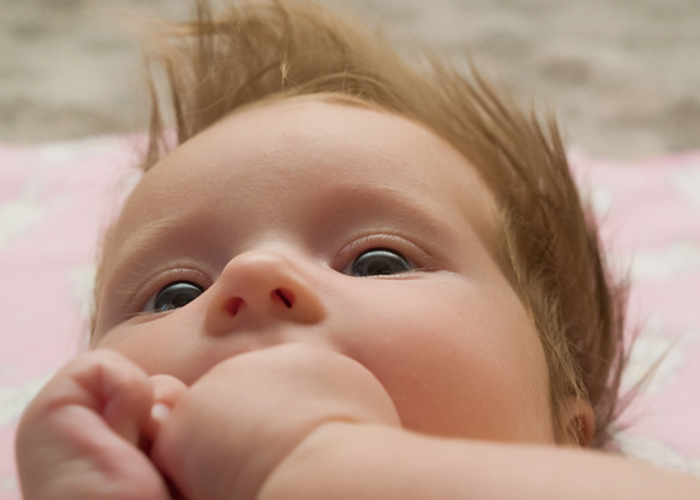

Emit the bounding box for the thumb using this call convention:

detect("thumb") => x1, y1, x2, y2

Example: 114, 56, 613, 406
144, 374, 188, 443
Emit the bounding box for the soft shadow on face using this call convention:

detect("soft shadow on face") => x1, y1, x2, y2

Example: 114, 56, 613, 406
93, 96, 558, 444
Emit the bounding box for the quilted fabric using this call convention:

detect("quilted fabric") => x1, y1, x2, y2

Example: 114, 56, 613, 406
0, 137, 699, 498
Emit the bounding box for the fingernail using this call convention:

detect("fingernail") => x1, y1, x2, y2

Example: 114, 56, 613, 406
150, 403, 171, 424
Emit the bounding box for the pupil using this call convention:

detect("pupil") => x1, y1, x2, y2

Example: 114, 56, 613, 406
351, 249, 410, 277
154, 282, 203, 312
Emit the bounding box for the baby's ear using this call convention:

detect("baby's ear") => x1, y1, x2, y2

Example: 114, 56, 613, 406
559, 397, 595, 447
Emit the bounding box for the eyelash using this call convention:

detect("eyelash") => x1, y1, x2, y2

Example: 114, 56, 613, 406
128, 267, 212, 317
334, 233, 430, 276
142, 280, 206, 313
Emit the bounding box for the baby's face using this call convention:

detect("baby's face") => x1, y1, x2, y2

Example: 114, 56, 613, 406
93, 96, 555, 443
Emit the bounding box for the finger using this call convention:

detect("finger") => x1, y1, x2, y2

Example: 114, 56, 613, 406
15, 350, 172, 500
21, 349, 154, 445
145, 374, 188, 441
85, 349, 155, 445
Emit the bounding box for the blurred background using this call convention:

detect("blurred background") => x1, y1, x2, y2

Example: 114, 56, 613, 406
0, 0, 698, 160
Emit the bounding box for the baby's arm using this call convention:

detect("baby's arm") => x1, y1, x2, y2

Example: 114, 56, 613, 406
14, 350, 180, 500
152, 344, 700, 500
263, 422, 700, 500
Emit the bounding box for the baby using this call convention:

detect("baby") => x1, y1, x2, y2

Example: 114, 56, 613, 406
15, 0, 700, 499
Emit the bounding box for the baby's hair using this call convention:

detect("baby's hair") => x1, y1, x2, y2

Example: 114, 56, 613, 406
126, 0, 630, 449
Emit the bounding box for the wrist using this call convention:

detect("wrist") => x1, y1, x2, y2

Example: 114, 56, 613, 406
258, 421, 398, 500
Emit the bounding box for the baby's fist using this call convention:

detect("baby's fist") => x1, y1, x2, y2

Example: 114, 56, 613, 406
15, 350, 173, 500
151, 343, 399, 500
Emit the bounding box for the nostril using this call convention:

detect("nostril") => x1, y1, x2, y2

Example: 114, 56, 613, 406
224, 297, 244, 316
271, 288, 295, 308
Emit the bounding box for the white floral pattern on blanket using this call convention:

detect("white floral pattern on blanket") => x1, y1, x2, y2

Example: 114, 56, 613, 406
0, 137, 699, 499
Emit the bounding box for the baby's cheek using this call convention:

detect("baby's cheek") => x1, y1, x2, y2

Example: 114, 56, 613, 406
338, 281, 555, 443
93, 317, 214, 385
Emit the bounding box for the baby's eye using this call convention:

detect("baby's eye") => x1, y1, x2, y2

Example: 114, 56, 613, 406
348, 248, 412, 277
143, 281, 205, 313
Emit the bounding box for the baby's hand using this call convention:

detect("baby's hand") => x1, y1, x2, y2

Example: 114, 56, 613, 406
15, 350, 183, 500
150, 343, 400, 500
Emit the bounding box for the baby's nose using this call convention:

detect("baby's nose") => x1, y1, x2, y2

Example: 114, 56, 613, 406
204, 250, 326, 336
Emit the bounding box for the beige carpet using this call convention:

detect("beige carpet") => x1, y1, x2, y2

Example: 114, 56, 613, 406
1, 0, 698, 159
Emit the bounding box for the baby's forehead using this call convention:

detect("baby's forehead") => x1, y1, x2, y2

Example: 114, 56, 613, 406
102, 97, 499, 268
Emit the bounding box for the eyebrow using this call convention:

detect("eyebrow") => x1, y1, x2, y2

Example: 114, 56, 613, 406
308, 182, 465, 253
102, 215, 207, 284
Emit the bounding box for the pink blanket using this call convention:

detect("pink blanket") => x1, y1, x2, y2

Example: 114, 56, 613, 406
1, 137, 699, 497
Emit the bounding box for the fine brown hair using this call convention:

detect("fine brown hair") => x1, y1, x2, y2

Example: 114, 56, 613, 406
123, 0, 629, 449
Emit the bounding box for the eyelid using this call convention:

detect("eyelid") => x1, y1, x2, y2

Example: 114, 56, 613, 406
334, 232, 436, 274
142, 280, 205, 313
123, 267, 213, 319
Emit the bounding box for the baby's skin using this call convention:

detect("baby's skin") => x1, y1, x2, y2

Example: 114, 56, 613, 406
16, 345, 398, 500
16, 346, 700, 500
15, 96, 700, 499
16, 351, 175, 500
